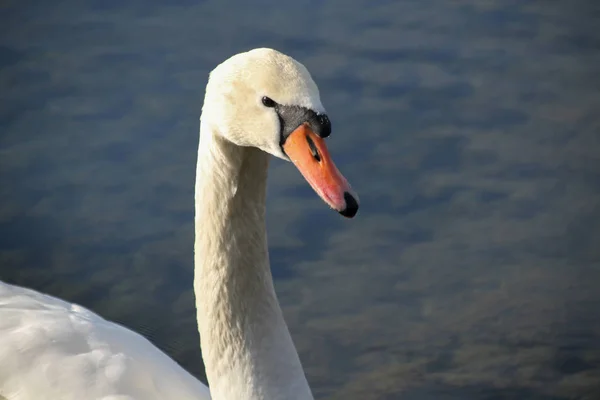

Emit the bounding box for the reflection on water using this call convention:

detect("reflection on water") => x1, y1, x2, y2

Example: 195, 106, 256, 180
1, 0, 600, 398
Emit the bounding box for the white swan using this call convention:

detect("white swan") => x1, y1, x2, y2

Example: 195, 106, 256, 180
0, 48, 359, 400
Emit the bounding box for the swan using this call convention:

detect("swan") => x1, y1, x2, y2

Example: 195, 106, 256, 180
0, 48, 359, 400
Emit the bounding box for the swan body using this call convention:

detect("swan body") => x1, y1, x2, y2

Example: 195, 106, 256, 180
0, 48, 358, 400
0, 281, 211, 400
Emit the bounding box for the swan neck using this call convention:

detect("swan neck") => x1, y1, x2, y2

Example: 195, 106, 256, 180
193, 121, 313, 400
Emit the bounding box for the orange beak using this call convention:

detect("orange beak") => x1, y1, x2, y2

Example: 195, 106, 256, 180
282, 123, 359, 218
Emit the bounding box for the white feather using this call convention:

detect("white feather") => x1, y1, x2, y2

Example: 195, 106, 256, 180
0, 281, 211, 400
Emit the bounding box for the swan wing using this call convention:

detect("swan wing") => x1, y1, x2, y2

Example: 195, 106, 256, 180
0, 281, 211, 400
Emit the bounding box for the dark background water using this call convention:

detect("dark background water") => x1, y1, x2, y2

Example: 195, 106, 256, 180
1, 0, 600, 398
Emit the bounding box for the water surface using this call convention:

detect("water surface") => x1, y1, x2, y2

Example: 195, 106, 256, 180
1, 1, 600, 398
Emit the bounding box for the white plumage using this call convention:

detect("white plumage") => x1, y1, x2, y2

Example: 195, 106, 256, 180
0, 281, 210, 400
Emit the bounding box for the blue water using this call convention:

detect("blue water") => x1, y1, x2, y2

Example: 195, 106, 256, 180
1, 1, 599, 398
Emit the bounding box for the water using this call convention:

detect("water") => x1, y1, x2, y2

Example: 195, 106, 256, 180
1, 0, 600, 398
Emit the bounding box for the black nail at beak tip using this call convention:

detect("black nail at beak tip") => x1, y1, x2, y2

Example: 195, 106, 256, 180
339, 192, 359, 218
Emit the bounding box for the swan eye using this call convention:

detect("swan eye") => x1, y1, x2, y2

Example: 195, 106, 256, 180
262, 96, 276, 108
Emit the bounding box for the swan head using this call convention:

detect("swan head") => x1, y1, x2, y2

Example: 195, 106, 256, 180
202, 48, 359, 218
